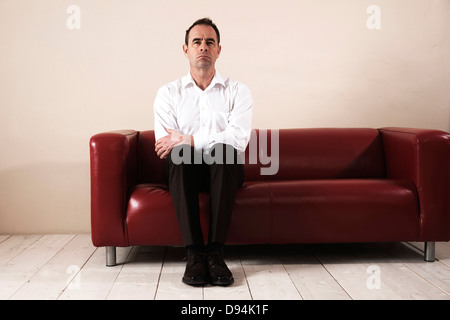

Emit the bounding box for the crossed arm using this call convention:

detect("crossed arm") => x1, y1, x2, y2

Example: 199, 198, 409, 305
155, 128, 194, 159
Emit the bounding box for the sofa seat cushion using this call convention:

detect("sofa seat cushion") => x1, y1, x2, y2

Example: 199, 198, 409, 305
126, 179, 419, 246
268, 179, 419, 243
126, 182, 272, 246
126, 184, 183, 245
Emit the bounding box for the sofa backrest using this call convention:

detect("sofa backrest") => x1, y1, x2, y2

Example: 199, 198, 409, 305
138, 131, 166, 184
243, 128, 386, 181
137, 128, 386, 184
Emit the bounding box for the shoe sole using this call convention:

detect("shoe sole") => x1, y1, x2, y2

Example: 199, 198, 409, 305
209, 277, 234, 286
182, 277, 208, 286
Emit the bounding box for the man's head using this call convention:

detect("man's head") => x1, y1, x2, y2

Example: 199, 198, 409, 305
185, 18, 220, 46
183, 18, 221, 71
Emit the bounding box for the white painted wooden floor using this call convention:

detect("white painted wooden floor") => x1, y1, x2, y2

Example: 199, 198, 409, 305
1, 234, 449, 300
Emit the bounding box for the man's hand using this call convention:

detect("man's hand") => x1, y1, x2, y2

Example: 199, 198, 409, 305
155, 128, 194, 159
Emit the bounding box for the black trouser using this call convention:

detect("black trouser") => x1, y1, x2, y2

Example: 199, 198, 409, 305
164, 143, 244, 247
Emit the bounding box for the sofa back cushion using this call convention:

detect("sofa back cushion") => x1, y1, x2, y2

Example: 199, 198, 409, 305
243, 128, 386, 181
137, 128, 386, 184
138, 131, 166, 184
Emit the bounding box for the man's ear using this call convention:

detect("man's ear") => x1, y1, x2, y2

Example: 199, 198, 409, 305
182, 44, 188, 57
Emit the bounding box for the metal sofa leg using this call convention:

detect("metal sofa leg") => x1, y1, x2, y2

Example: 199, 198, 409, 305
106, 246, 117, 266
424, 242, 435, 262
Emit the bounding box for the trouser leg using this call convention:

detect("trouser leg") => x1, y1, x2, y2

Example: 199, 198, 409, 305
164, 145, 205, 247
164, 143, 244, 247
206, 144, 244, 244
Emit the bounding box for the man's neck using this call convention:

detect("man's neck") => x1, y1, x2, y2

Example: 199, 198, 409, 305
190, 68, 215, 91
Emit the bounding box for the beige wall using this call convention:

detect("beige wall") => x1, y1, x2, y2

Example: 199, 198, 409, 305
0, 0, 449, 234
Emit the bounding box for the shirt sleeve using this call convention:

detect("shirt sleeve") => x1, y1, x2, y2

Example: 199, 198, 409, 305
153, 85, 178, 142
207, 83, 254, 154
192, 131, 207, 153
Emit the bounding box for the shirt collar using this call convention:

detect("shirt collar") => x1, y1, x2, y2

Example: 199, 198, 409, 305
182, 70, 226, 90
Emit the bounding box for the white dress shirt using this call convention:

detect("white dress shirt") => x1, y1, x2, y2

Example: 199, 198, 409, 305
153, 71, 254, 154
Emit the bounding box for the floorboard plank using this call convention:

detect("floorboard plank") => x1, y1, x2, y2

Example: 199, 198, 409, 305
437, 242, 450, 267
154, 247, 203, 300
0, 235, 42, 267
313, 244, 401, 300
239, 246, 302, 300
277, 245, 351, 300
0, 234, 74, 299
0, 235, 10, 244
58, 246, 132, 300
378, 242, 450, 298
10, 234, 96, 300
107, 246, 166, 300
314, 243, 449, 300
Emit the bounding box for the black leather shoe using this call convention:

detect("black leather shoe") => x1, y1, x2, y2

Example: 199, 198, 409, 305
207, 252, 234, 286
182, 251, 208, 286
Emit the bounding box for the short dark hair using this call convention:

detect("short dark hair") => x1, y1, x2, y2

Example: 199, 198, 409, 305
185, 18, 220, 45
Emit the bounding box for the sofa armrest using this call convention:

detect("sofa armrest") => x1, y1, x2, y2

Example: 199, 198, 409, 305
379, 127, 450, 240
90, 130, 138, 247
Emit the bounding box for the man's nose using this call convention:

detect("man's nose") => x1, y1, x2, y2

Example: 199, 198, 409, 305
200, 42, 208, 51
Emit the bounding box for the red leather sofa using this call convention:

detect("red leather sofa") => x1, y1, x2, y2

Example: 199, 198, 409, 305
90, 128, 450, 266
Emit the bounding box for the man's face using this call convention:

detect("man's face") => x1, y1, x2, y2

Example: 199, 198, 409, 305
183, 24, 221, 70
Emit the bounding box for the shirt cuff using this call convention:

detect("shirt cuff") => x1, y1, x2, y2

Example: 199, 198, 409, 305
192, 132, 206, 153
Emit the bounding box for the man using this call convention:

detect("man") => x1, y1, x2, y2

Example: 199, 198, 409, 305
153, 18, 253, 286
